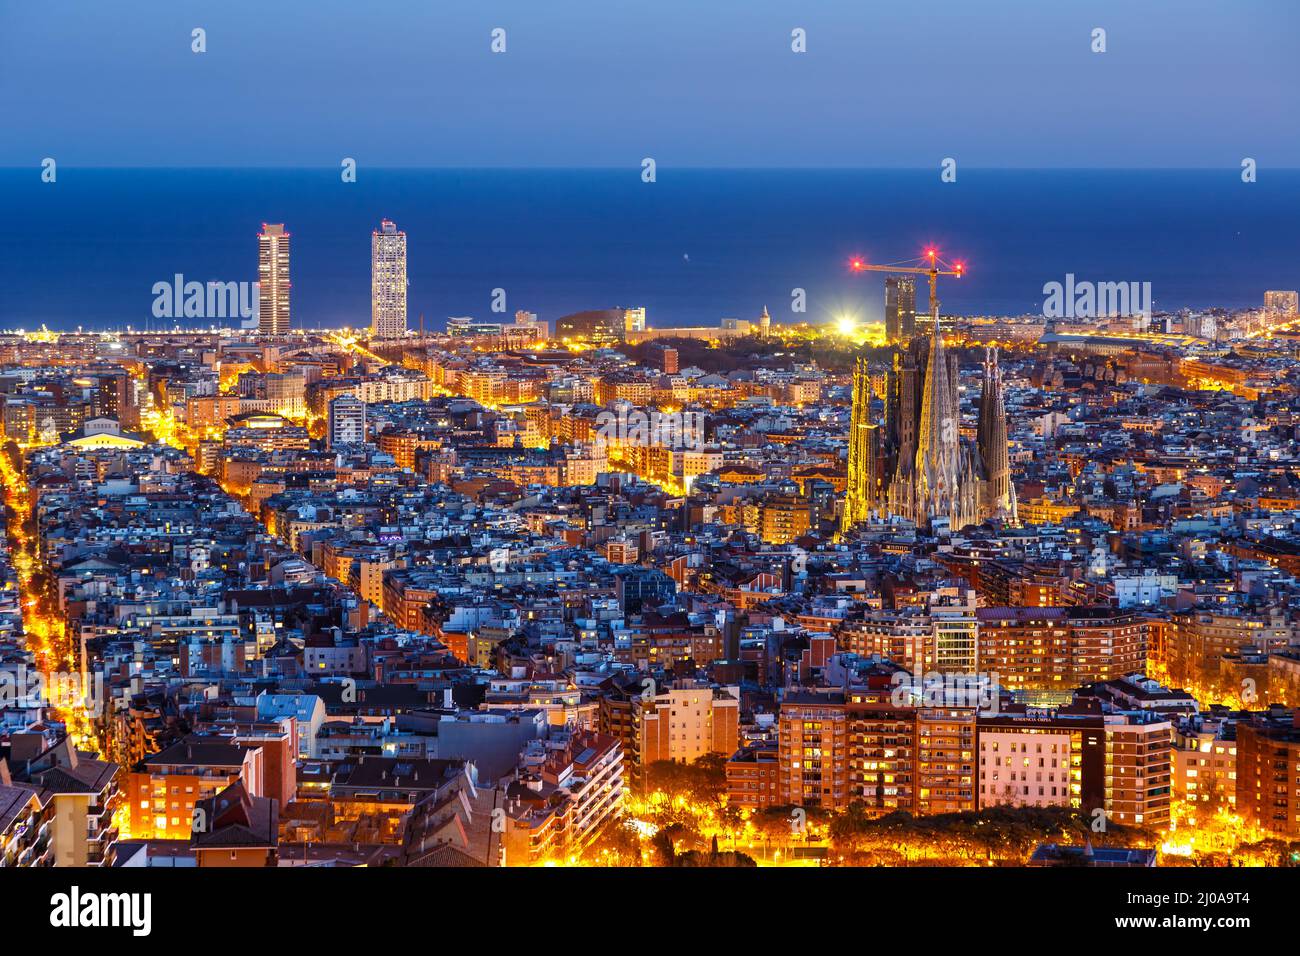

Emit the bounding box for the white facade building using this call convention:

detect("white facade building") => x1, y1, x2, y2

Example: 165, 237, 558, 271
371, 219, 408, 338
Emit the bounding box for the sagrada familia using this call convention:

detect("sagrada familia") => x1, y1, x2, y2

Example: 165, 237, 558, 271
842, 330, 1017, 533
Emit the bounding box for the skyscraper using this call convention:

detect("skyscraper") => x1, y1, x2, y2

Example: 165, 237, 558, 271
1264, 290, 1299, 317
371, 219, 408, 339
257, 224, 291, 335
885, 276, 916, 344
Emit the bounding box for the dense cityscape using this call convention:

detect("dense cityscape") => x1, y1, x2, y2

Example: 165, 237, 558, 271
6, 0, 1298, 943
0, 218, 1297, 877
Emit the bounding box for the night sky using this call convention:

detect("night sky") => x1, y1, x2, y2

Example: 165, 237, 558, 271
3, 0, 1297, 169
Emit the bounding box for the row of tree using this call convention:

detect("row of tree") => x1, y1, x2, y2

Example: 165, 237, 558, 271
828, 804, 1151, 865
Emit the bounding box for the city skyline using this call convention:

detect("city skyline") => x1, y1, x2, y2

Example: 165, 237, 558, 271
4, 167, 1298, 332
3, 0, 1295, 936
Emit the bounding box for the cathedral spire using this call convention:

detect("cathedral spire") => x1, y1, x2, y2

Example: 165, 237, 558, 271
841, 353, 877, 533
978, 346, 1016, 521
914, 323, 959, 504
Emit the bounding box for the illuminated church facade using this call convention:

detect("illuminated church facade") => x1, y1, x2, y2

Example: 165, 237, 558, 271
843, 335, 1016, 533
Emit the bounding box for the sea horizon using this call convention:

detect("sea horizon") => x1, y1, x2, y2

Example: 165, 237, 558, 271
3, 167, 1297, 332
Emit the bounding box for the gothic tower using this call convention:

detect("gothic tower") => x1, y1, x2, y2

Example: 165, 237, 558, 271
978, 347, 1017, 521
841, 355, 878, 531
843, 337, 1014, 535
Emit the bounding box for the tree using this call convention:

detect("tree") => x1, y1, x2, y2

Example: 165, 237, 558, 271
584, 816, 643, 866
827, 804, 1156, 866
639, 753, 727, 807
651, 830, 676, 867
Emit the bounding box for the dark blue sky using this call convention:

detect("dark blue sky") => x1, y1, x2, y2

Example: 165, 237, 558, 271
3, 0, 1297, 168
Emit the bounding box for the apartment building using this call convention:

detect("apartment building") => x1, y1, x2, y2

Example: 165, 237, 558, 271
0, 783, 44, 867
976, 709, 1105, 811
1103, 711, 1172, 828
1, 735, 121, 867
1171, 715, 1238, 811
777, 692, 849, 810
846, 703, 917, 816
126, 736, 265, 840
916, 707, 977, 815
976, 606, 1148, 701
633, 683, 740, 769
725, 743, 780, 810
330, 757, 475, 844
499, 730, 624, 865
1235, 710, 1300, 838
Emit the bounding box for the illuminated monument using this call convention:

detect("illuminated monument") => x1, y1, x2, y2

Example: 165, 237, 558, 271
843, 340, 1015, 533
842, 251, 1016, 533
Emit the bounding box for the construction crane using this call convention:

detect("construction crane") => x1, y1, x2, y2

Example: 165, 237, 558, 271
848, 247, 965, 328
